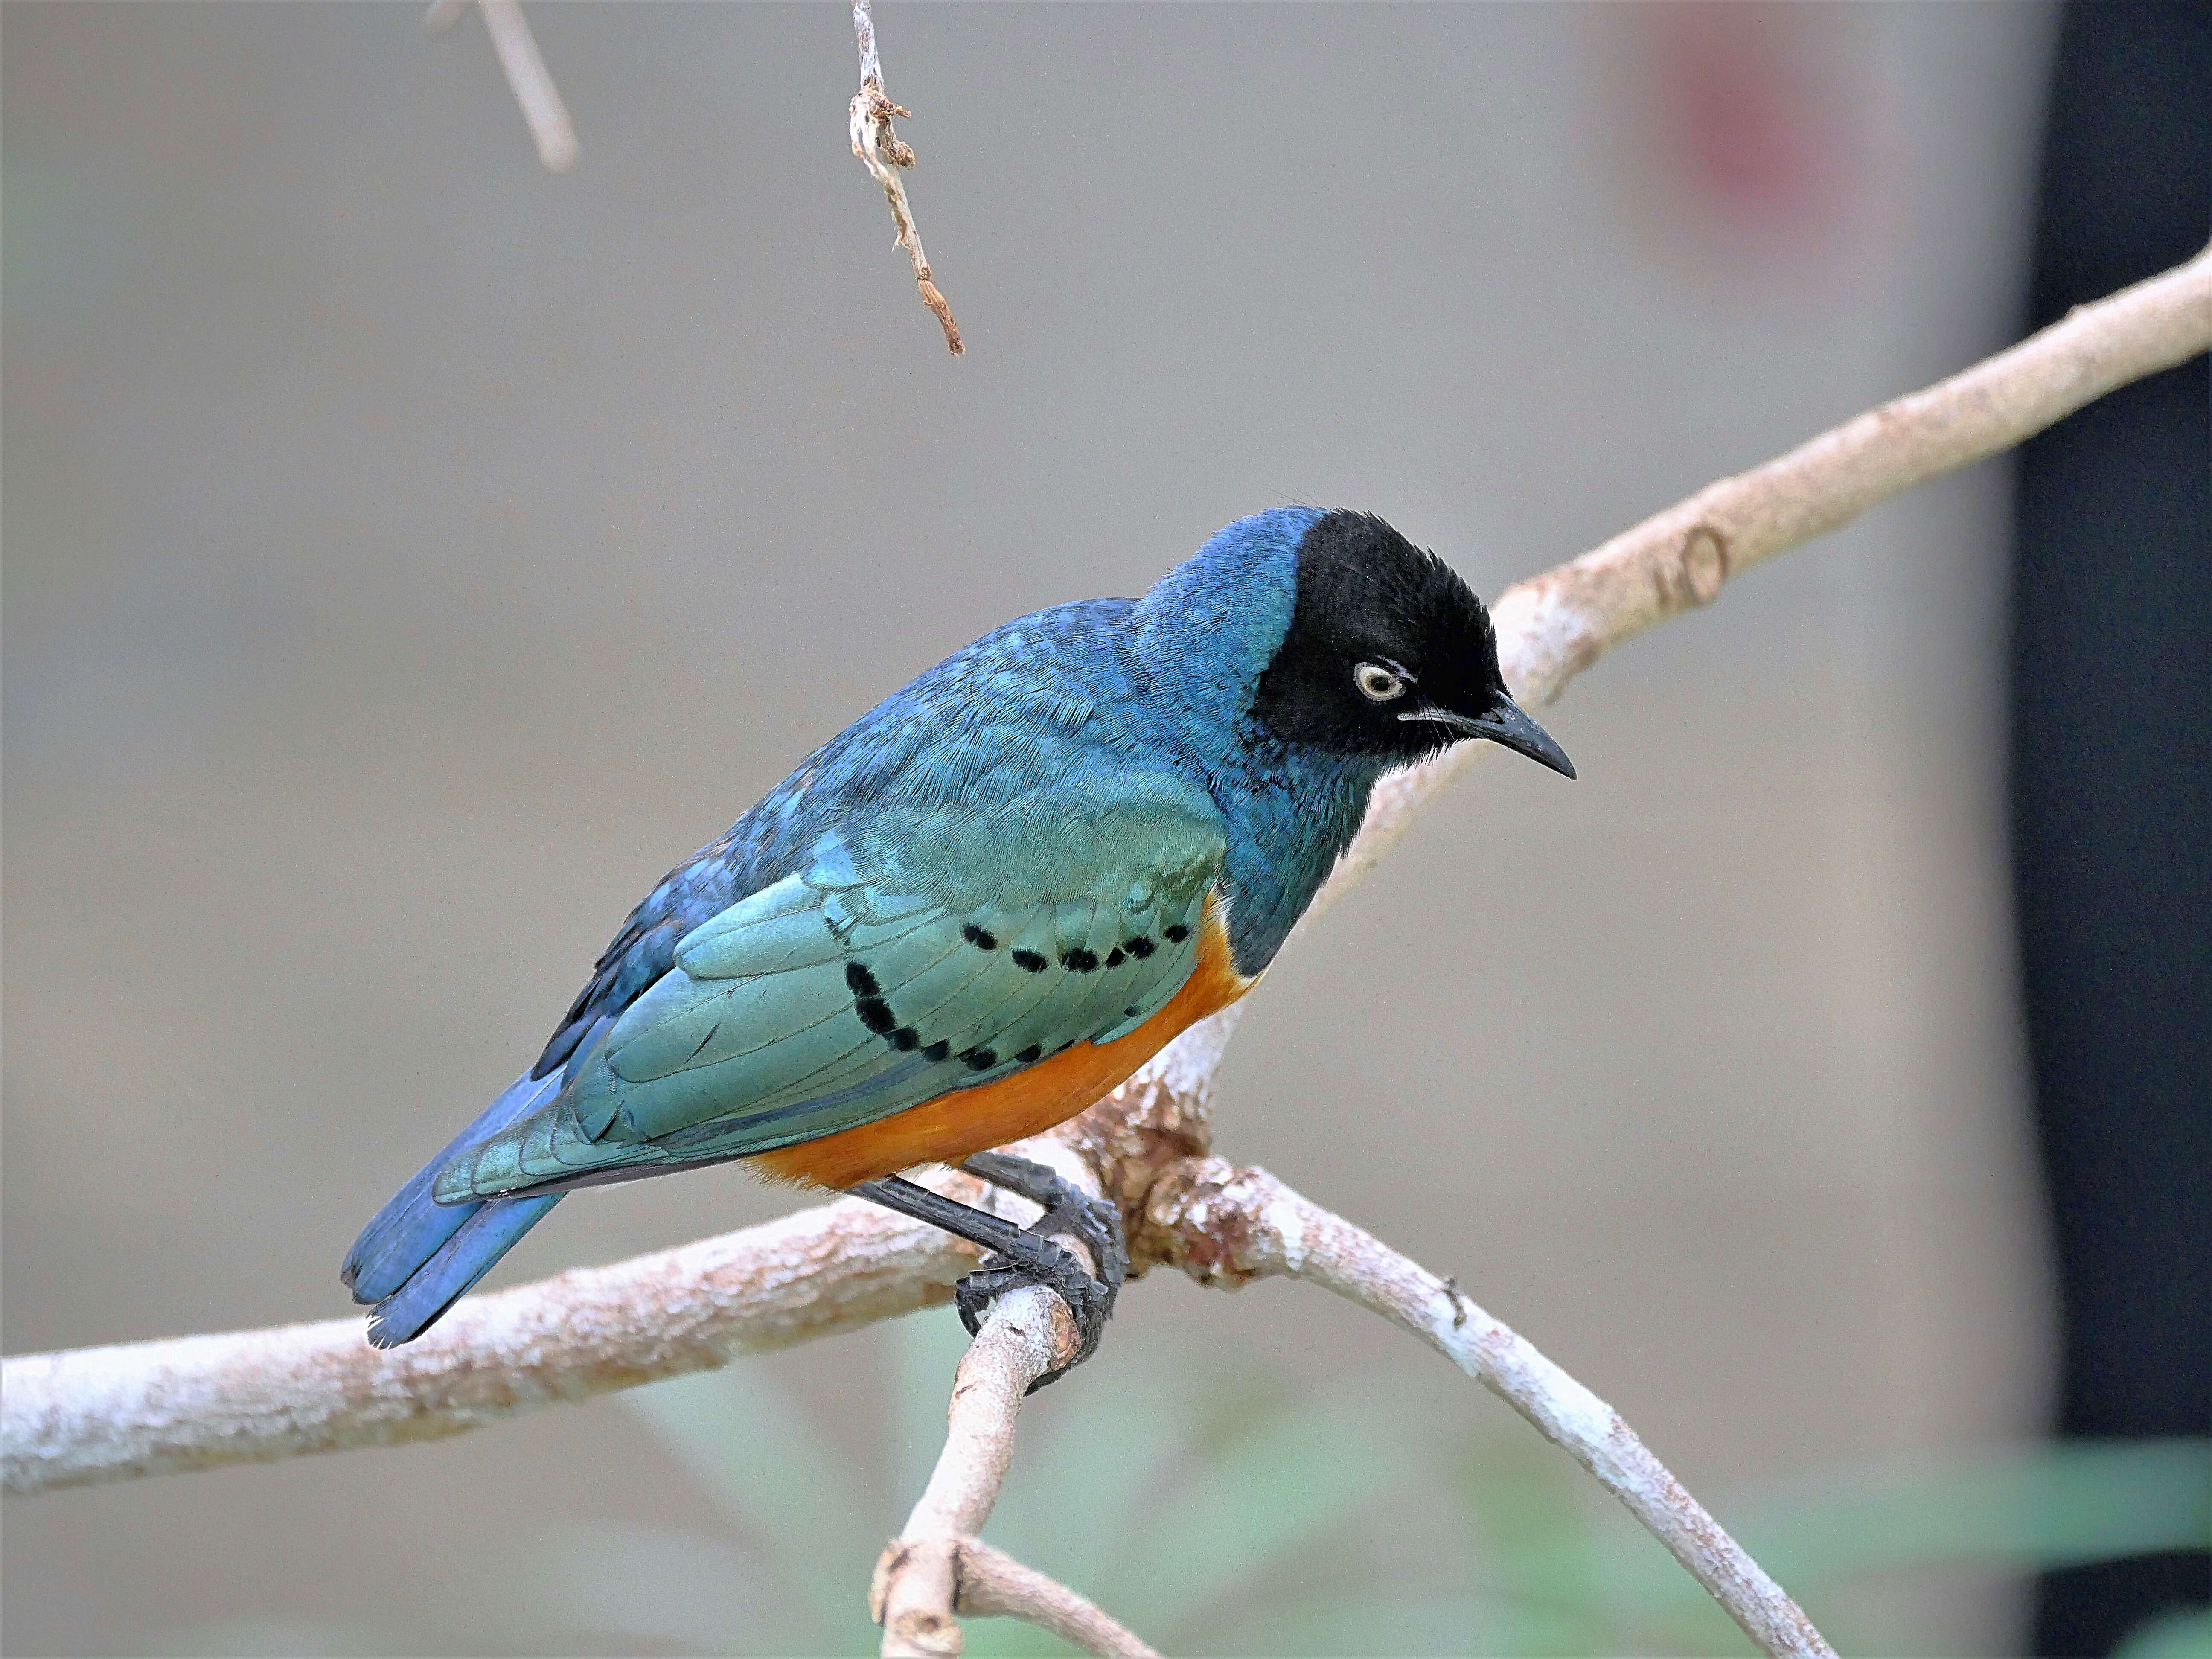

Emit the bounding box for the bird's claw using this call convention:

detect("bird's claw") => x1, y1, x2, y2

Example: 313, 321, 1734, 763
955, 1244, 1110, 1391
953, 1160, 1128, 1390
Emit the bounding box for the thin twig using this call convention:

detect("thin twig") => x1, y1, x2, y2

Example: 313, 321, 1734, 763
850, 0, 963, 354
1144, 1161, 1838, 1659
443, 0, 577, 174
7, 240, 2207, 1655
952, 1539, 1162, 1659
1, 1180, 1002, 1494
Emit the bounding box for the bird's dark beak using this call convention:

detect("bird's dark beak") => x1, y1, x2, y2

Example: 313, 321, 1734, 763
1399, 698, 1576, 779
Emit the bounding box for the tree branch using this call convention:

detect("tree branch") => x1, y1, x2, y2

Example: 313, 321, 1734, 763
2, 1180, 995, 1493
870, 1284, 1103, 1657
1144, 1161, 1838, 1659
850, 0, 963, 354
867, 1150, 1161, 1655
1307, 240, 2211, 924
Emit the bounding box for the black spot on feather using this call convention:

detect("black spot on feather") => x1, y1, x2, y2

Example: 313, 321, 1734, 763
963, 1047, 998, 1071
1061, 948, 1099, 972
855, 997, 896, 1034
1105, 948, 1126, 969
923, 1040, 951, 1062
1164, 924, 1190, 943
888, 1026, 920, 1051
845, 962, 880, 996
1126, 936, 1156, 958
1014, 1044, 1043, 1064
1012, 949, 1048, 973
962, 923, 998, 950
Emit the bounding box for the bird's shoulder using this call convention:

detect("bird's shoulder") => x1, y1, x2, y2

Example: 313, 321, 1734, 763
811, 597, 1158, 797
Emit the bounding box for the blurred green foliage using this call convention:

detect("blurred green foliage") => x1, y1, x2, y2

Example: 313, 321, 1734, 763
520, 1308, 2206, 1657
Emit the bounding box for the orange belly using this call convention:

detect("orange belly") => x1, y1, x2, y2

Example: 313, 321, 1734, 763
749, 895, 1252, 1189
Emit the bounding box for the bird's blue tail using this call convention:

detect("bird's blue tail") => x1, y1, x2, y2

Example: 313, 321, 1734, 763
341, 1070, 565, 1347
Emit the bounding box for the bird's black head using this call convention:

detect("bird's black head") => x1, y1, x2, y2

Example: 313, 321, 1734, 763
1251, 510, 1575, 777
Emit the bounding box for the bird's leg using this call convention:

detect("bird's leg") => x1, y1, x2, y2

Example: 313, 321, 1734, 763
960, 1150, 1129, 1310
852, 1169, 1118, 1389
955, 1153, 1127, 1382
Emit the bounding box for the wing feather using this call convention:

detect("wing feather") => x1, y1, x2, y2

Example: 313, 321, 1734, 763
438, 779, 1226, 1200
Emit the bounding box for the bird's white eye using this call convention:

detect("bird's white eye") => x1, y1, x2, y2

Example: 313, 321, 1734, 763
1353, 662, 1406, 702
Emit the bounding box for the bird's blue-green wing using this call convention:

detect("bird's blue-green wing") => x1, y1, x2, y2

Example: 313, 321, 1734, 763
434, 774, 1225, 1200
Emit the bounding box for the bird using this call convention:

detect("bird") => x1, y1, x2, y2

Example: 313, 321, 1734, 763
342, 507, 1574, 1378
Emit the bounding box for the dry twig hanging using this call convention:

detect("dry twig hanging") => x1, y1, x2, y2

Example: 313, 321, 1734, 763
425, 1, 966, 350
850, 0, 964, 355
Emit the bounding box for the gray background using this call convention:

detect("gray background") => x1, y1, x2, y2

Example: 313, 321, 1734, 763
4, 3, 2057, 1653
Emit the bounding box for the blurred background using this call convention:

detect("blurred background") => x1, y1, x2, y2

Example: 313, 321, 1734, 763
4, 4, 2204, 1655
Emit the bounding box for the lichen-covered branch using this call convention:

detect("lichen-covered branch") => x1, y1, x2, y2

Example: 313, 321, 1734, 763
1144, 1161, 1839, 1659
850, 0, 963, 354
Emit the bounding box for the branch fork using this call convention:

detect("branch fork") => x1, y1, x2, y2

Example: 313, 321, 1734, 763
869, 1284, 1158, 1659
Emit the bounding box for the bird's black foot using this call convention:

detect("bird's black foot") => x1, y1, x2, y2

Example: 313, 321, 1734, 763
960, 1151, 1130, 1310
957, 1152, 1128, 1387
852, 1156, 1128, 1391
